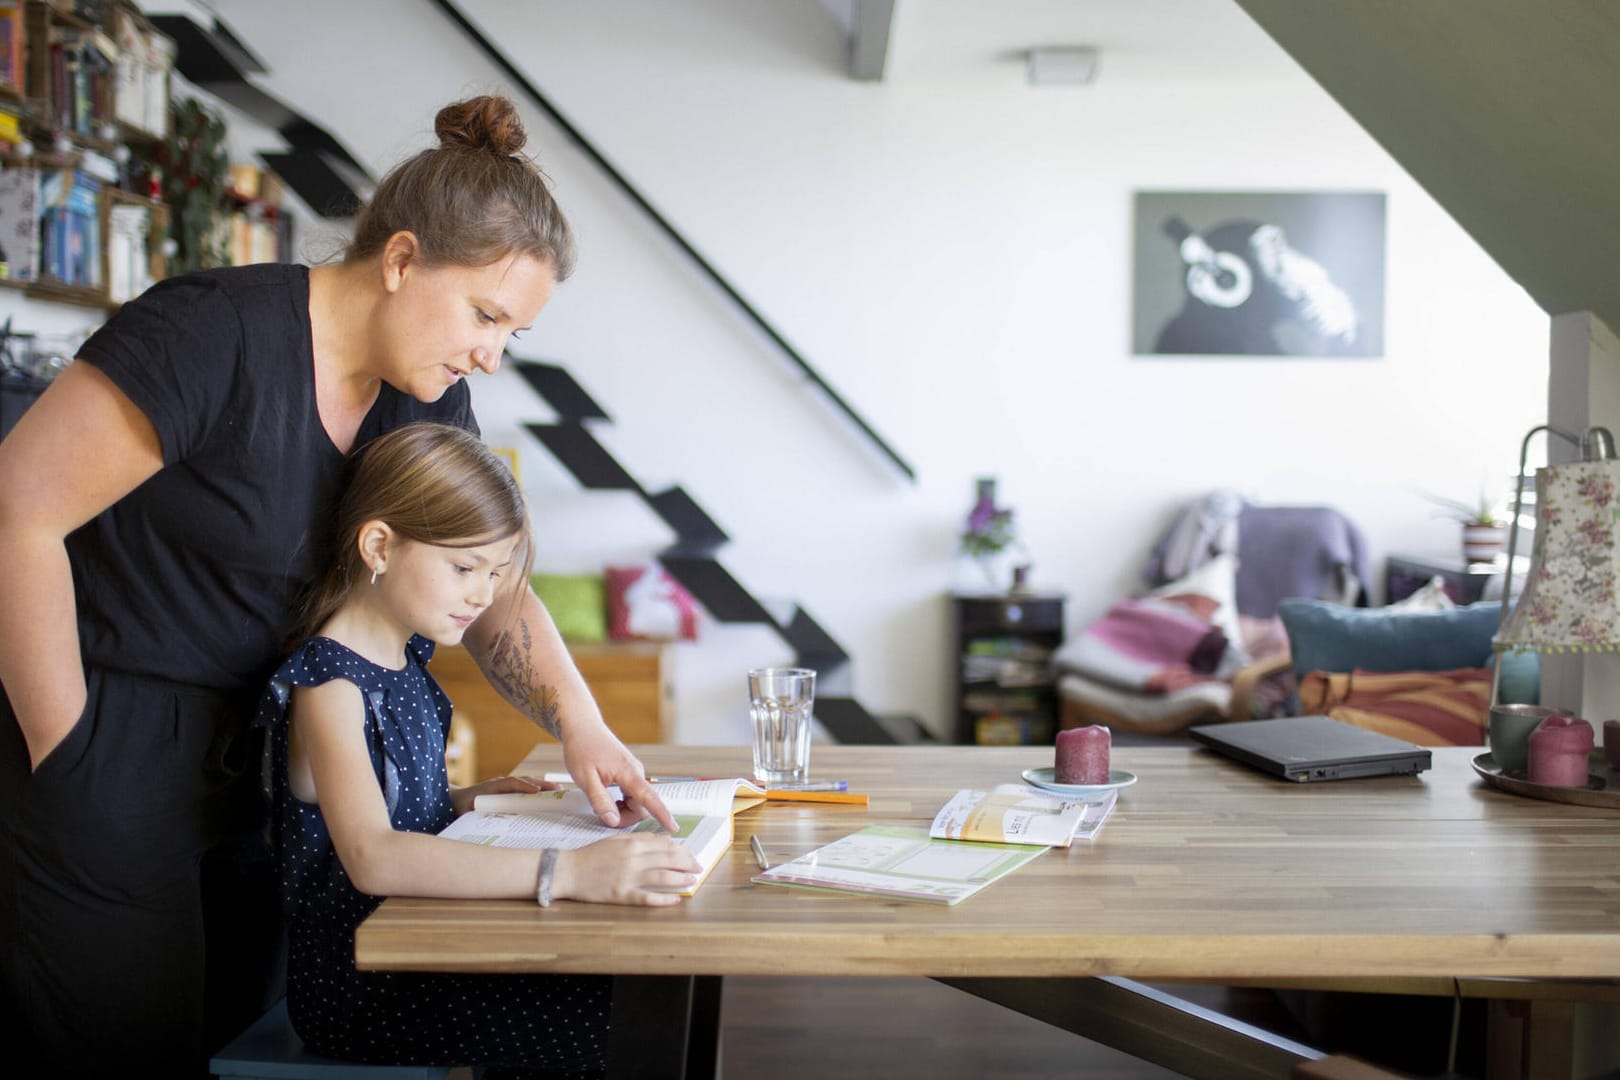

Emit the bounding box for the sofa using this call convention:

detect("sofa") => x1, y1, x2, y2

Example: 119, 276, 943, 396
1277, 597, 1539, 746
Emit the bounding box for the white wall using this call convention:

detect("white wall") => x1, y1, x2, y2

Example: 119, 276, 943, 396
181, 0, 1547, 742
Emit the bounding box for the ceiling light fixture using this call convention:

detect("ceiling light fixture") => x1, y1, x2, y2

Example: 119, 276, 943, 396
1026, 46, 1100, 87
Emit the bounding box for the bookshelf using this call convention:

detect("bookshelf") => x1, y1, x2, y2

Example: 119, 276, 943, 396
952, 592, 1066, 746
0, 1, 175, 311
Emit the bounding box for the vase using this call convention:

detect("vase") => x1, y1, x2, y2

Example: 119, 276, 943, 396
956, 552, 1001, 594
970, 477, 998, 522
1462, 523, 1508, 564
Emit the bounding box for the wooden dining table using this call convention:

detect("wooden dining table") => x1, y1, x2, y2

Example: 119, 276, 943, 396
355, 743, 1620, 1079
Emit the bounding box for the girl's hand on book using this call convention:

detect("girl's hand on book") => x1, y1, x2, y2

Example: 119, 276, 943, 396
449, 774, 557, 817
552, 835, 701, 907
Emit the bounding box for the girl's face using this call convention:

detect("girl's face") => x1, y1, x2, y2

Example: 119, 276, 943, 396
374, 532, 523, 646
383, 250, 556, 402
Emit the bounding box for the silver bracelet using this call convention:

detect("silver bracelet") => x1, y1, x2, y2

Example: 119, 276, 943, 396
536, 848, 558, 907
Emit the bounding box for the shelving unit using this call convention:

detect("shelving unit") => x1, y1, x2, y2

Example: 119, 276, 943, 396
951, 592, 1065, 746
0, 1, 174, 312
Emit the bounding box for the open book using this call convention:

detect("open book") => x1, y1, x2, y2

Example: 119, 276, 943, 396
930, 785, 1116, 848
439, 779, 765, 897
474, 777, 769, 816
751, 826, 1045, 906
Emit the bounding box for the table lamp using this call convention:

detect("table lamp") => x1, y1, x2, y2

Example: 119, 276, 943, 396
1491, 424, 1620, 708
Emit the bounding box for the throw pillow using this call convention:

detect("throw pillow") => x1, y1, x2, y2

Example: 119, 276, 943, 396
530, 573, 607, 643
1278, 598, 1501, 683
605, 562, 699, 642
1387, 575, 1456, 612
1149, 553, 1249, 676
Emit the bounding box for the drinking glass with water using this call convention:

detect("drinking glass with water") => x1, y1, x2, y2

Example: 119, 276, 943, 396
748, 668, 815, 783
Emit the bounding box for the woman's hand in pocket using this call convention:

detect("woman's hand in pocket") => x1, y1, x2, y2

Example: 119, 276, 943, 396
22, 695, 88, 773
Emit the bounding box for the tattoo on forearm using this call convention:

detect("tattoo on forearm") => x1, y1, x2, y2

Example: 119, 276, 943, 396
489, 619, 563, 739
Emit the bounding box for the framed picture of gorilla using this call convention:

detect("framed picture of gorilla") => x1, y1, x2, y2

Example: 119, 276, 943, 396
1131, 191, 1386, 358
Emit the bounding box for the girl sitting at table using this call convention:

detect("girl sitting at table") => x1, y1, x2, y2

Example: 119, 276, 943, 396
256, 421, 701, 1072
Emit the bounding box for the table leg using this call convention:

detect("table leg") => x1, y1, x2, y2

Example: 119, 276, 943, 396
936, 975, 1325, 1080
605, 974, 724, 1080
1487, 998, 1576, 1080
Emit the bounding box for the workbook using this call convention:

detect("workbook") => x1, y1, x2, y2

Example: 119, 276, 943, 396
750, 826, 1045, 906
930, 785, 1116, 848
439, 779, 763, 896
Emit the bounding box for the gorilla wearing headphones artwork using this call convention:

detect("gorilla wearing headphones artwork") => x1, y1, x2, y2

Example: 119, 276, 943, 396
1135, 193, 1386, 358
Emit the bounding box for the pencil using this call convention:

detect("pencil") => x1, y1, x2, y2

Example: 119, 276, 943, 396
762, 790, 869, 805
749, 834, 770, 870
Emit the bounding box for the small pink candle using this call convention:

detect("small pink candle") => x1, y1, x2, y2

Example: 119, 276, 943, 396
1056, 724, 1110, 785
1526, 715, 1594, 787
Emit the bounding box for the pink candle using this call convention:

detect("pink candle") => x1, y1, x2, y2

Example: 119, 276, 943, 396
1526, 715, 1594, 787
1056, 724, 1110, 785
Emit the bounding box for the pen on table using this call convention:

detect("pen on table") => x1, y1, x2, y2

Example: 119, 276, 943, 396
763, 790, 868, 805
749, 834, 770, 871
635, 777, 848, 793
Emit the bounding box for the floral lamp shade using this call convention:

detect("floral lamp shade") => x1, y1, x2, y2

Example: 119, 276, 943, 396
1496, 459, 1620, 654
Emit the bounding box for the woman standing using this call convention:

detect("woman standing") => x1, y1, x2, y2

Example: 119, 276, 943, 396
0, 94, 671, 1075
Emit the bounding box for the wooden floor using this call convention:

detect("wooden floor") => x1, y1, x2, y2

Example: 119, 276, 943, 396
718, 976, 1312, 1079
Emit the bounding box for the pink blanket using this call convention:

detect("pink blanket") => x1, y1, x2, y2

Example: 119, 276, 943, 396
1061, 595, 1227, 694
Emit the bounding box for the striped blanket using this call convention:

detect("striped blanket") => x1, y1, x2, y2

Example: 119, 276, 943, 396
1297, 667, 1489, 746
1057, 595, 1227, 694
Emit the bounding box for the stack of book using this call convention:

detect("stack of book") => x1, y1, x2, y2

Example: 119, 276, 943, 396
0, 163, 40, 280
40, 166, 102, 288
0, 1, 22, 97
112, 5, 174, 139
104, 198, 150, 302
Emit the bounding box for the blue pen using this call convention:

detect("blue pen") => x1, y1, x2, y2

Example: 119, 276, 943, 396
766, 781, 848, 792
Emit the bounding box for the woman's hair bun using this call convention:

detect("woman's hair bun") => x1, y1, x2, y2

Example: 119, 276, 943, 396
435, 95, 527, 157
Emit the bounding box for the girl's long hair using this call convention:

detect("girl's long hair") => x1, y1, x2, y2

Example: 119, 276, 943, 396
288, 423, 534, 646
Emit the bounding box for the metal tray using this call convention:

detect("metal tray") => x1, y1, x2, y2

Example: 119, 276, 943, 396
1471, 751, 1620, 809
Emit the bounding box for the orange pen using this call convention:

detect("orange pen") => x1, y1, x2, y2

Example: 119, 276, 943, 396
762, 790, 868, 806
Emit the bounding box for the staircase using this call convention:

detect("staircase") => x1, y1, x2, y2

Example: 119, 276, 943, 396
514, 359, 927, 745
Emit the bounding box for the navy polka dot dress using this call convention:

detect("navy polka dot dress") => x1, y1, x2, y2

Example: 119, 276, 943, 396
259, 634, 610, 1074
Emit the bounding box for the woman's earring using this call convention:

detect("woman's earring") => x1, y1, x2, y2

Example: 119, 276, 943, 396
370, 566, 380, 585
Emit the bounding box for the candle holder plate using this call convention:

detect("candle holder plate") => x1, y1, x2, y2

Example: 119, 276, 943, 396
1021, 767, 1137, 799
1471, 751, 1620, 809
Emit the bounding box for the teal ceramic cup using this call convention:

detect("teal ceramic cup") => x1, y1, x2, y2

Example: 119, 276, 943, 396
1490, 704, 1557, 773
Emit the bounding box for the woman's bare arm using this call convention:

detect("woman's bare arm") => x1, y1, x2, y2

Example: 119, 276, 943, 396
462, 588, 677, 831
0, 362, 163, 766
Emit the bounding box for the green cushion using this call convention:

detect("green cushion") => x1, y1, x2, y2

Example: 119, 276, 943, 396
530, 573, 607, 643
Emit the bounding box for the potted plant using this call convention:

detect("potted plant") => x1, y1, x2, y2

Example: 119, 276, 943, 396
1427, 491, 1509, 564
959, 477, 1030, 592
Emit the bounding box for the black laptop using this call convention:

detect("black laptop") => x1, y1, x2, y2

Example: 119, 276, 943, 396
1189, 715, 1432, 782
